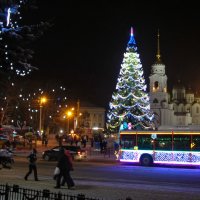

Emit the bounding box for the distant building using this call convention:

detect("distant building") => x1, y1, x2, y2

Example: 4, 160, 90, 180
149, 31, 200, 130
77, 102, 105, 138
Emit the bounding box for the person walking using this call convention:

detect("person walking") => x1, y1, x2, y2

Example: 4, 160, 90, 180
24, 148, 39, 181
60, 150, 74, 187
54, 148, 75, 189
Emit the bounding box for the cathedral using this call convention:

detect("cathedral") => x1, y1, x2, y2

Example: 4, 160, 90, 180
149, 31, 200, 130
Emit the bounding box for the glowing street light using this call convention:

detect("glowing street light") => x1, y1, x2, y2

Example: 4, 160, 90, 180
66, 108, 74, 134
39, 96, 47, 135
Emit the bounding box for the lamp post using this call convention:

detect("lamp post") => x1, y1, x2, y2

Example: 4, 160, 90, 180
66, 107, 75, 134
67, 110, 73, 135
39, 97, 47, 135
74, 100, 82, 130
74, 112, 82, 130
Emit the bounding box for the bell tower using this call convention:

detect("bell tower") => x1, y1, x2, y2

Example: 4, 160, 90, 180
149, 30, 168, 106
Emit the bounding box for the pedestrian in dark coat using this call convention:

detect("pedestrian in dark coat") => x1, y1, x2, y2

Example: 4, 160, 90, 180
60, 150, 74, 186
24, 148, 39, 181
54, 148, 75, 189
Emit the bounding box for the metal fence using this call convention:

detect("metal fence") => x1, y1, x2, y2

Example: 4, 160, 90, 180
0, 184, 100, 200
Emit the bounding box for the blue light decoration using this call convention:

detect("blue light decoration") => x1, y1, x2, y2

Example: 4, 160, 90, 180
119, 124, 124, 131
127, 27, 137, 51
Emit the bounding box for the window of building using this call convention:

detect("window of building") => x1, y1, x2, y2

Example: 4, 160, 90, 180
153, 98, 159, 103
154, 81, 159, 89
98, 114, 102, 120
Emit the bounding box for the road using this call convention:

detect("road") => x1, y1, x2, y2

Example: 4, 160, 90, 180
1, 156, 200, 200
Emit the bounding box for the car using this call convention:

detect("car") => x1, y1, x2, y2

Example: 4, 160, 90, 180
0, 134, 10, 148
42, 145, 87, 161
0, 134, 9, 140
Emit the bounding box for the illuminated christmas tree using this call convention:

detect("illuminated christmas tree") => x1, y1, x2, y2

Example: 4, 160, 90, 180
107, 27, 154, 132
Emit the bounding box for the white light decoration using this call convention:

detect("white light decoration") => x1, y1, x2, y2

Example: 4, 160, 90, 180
6, 8, 11, 26
0, 0, 35, 76
0, 83, 69, 128
120, 149, 200, 166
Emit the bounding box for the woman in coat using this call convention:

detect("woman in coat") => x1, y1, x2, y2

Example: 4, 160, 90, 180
54, 148, 75, 189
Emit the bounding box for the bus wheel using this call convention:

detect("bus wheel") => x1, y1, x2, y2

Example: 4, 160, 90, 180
140, 154, 153, 166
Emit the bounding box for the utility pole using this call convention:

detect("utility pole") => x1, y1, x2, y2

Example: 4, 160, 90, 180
39, 105, 42, 135
39, 97, 47, 135
74, 99, 80, 130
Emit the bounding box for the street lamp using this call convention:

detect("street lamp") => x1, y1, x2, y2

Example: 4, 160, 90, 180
39, 96, 47, 135
67, 110, 73, 135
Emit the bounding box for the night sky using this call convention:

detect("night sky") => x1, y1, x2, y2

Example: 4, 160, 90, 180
27, 0, 200, 108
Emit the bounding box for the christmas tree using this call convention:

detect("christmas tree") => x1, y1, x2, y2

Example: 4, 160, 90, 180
107, 27, 154, 132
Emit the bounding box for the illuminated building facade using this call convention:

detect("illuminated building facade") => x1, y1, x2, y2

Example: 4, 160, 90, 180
149, 31, 200, 130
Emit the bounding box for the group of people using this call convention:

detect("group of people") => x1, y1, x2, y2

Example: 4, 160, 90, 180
54, 147, 75, 189
24, 147, 75, 189
55, 133, 90, 148
42, 133, 48, 147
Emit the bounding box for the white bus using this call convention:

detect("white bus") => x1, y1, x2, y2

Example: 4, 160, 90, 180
119, 130, 200, 166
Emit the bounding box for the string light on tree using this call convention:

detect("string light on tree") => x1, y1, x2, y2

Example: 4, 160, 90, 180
107, 27, 154, 133
0, 0, 28, 76
0, 0, 51, 76
0, 83, 69, 129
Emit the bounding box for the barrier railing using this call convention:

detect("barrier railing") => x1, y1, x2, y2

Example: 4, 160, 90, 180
0, 184, 100, 200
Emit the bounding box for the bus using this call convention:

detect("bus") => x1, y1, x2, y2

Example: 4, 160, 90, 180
119, 130, 200, 166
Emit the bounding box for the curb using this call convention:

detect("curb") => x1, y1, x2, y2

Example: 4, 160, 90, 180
13, 152, 118, 163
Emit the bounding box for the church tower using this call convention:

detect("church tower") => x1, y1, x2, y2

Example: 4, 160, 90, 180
149, 30, 168, 106
149, 30, 174, 128
149, 30, 193, 129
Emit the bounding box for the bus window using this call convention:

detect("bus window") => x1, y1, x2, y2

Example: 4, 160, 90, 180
120, 135, 135, 149
137, 134, 152, 150
173, 135, 190, 151
191, 135, 200, 151
154, 135, 172, 150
